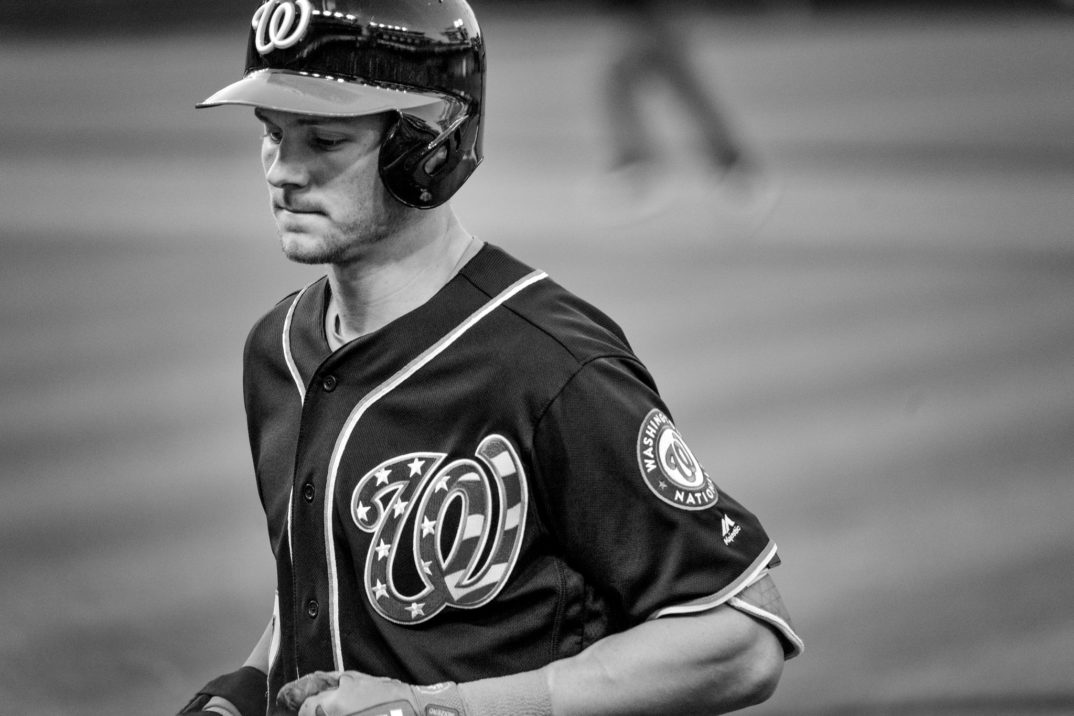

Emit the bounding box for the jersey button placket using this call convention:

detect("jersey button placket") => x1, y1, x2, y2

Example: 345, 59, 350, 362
321, 374, 337, 392
302, 482, 315, 503
306, 599, 319, 619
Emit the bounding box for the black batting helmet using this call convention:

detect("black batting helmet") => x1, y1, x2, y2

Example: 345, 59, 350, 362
197, 0, 485, 209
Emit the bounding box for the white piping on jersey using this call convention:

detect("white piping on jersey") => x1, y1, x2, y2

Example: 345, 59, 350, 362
282, 281, 319, 572
268, 592, 282, 675
283, 281, 317, 404
728, 591, 805, 658
322, 269, 548, 669
646, 540, 778, 620
285, 488, 294, 573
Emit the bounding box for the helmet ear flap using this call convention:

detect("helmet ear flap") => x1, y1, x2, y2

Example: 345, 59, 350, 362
379, 111, 480, 209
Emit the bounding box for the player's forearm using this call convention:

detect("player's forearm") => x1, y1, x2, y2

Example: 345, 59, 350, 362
453, 605, 782, 716
276, 606, 783, 716
542, 605, 783, 716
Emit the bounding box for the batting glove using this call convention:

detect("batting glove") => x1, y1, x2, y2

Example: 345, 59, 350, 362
278, 668, 552, 716
277, 671, 465, 716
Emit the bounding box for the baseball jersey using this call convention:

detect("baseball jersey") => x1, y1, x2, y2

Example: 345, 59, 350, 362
242, 244, 789, 712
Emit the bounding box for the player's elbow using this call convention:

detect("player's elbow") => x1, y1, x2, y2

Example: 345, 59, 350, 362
733, 626, 784, 707
700, 613, 785, 712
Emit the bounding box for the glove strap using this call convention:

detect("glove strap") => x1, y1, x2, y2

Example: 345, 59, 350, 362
409, 682, 467, 715
178, 666, 268, 716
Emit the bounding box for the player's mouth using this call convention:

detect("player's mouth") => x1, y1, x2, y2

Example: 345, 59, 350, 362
274, 202, 326, 233
275, 199, 323, 216
276, 206, 320, 217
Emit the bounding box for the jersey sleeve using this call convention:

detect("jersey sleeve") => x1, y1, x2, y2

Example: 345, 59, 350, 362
530, 355, 777, 625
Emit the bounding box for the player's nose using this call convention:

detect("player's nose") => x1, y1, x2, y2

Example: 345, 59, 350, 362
263, 139, 311, 188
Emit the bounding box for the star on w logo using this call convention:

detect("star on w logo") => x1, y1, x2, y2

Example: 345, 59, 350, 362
350, 435, 529, 625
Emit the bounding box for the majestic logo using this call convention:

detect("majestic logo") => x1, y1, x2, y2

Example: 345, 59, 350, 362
252, 0, 312, 55
637, 409, 718, 510
350, 435, 528, 624
721, 514, 740, 545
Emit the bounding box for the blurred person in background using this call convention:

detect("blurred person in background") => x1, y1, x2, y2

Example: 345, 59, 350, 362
176, 1, 802, 715
591, 0, 773, 220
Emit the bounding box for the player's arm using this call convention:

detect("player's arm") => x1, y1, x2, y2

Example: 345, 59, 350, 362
278, 576, 792, 716
179, 615, 273, 716
543, 576, 789, 715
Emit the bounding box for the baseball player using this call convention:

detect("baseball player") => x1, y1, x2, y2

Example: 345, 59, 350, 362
178, 1, 803, 715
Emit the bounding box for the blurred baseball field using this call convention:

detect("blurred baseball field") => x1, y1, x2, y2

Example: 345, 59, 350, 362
1, 4, 1073, 714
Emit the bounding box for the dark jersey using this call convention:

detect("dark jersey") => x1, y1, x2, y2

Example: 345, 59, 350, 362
242, 244, 780, 712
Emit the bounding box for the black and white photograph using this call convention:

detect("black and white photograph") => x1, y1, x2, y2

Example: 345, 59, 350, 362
2, 1, 1072, 714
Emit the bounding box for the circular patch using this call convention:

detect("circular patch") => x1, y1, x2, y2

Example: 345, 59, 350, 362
636, 409, 718, 510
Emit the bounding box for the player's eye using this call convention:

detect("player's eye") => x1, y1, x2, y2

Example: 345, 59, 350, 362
261, 128, 283, 144
311, 134, 348, 150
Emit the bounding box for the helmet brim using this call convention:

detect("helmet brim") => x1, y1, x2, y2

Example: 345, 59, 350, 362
196, 69, 444, 116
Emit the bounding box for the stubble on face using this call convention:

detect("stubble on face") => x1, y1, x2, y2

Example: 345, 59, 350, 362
259, 109, 409, 267
277, 179, 411, 266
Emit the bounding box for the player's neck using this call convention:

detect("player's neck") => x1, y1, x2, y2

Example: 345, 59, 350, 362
327, 208, 476, 341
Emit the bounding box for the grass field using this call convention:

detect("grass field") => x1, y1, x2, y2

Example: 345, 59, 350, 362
1, 7, 1073, 714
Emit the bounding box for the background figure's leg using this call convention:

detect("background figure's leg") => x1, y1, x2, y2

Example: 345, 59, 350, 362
600, 0, 660, 170
587, 0, 678, 222
641, 1, 752, 175
603, 32, 656, 168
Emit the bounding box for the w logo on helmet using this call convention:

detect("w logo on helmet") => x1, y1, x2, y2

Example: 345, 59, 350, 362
252, 0, 313, 55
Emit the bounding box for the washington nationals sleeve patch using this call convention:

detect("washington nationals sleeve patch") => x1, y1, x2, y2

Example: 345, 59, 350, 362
636, 409, 719, 510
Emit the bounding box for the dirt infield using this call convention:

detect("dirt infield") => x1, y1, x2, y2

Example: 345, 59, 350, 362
1, 8, 1072, 714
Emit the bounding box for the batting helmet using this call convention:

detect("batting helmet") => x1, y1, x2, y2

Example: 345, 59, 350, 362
198, 0, 486, 209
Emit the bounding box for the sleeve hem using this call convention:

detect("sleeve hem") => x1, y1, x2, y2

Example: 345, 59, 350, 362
645, 540, 778, 620
727, 594, 805, 659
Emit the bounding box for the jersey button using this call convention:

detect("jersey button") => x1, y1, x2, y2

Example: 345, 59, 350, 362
302, 483, 315, 503
322, 375, 337, 392
306, 600, 319, 618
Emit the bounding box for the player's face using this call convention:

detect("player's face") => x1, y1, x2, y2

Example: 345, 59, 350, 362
256, 108, 410, 265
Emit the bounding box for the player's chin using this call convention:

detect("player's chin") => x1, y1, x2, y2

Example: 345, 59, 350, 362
279, 230, 338, 265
